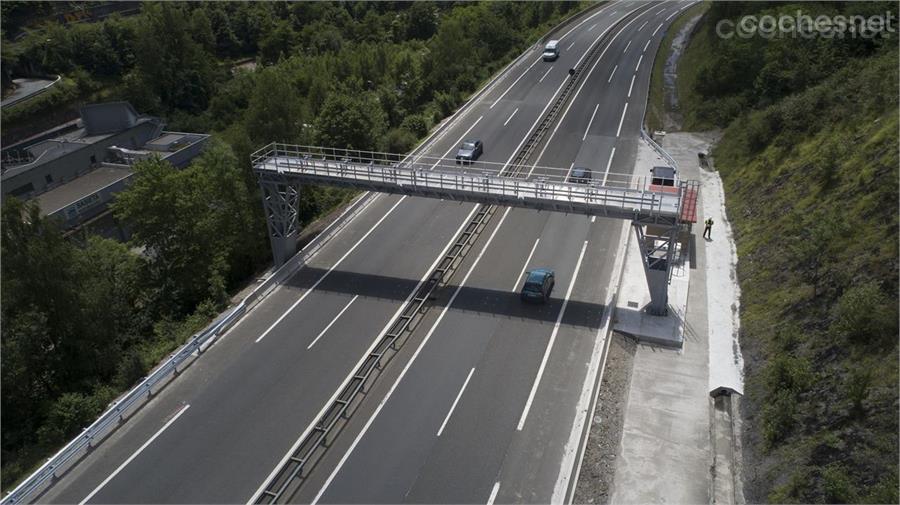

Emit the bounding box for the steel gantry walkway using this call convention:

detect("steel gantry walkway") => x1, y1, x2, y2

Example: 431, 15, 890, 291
252, 143, 698, 316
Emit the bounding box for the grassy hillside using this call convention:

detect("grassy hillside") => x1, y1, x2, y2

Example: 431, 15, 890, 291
644, 1, 708, 133
675, 2, 898, 502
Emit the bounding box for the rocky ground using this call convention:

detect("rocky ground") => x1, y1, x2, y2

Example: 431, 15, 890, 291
572, 333, 637, 504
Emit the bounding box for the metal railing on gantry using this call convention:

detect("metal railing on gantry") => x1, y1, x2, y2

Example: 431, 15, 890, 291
251, 143, 690, 226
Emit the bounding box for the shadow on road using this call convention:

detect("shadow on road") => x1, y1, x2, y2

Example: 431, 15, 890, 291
283, 265, 607, 331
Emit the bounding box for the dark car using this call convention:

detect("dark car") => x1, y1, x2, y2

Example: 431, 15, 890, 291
520, 268, 555, 303
456, 139, 483, 164
569, 166, 592, 184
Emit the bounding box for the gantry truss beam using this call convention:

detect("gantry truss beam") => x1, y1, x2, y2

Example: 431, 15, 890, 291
251, 143, 699, 316
252, 144, 686, 226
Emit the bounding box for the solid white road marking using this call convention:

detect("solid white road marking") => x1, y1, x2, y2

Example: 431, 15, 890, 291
80, 404, 190, 505
634, 54, 644, 72
643, 38, 652, 52
487, 482, 501, 505
219, 194, 381, 340
539, 66, 554, 83
255, 196, 407, 343
311, 207, 514, 504
556, 221, 630, 505
603, 147, 617, 185
512, 238, 541, 292
628, 74, 636, 98
307, 295, 359, 350
622, 39, 632, 53
436, 367, 476, 437
503, 107, 519, 127
607, 64, 618, 83
286, 73, 561, 498
558, 1, 619, 41
430, 115, 484, 169
517, 240, 589, 431
583, 103, 600, 141
527, 2, 649, 178
249, 203, 481, 504
616, 102, 629, 137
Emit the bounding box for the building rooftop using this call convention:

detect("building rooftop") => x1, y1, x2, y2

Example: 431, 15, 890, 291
1, 101, 209, 232
35, 164, 133, 216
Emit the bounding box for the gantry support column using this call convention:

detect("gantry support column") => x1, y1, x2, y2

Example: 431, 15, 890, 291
631, 220, 680, 316
259, 172, 302, 267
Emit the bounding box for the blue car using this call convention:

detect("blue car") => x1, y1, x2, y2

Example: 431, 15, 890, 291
520, 268, 555, 303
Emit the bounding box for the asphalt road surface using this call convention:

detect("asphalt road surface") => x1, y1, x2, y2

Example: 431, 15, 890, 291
37, 2, 694, 503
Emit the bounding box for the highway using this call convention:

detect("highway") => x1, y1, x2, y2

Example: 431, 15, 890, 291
37, 2, 694, 503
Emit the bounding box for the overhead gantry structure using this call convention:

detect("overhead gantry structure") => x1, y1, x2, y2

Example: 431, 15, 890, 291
251, 143, 698, 315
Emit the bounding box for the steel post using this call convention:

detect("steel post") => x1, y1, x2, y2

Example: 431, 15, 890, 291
259, 173, 302, 267
631, 220, 679, 316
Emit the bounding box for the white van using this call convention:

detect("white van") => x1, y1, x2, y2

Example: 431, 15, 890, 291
543, 40, 560, 61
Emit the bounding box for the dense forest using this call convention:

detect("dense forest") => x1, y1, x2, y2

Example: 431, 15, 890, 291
675, 2, 898, 502
0, 1, 583, 489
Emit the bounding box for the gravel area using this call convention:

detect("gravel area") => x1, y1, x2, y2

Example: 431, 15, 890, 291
573, 332, 637, 504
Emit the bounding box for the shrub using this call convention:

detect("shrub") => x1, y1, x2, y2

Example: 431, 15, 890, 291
400, 113, 429, 137
384, 127, 417, 153
821, 463, 860, 504
762, 389, 798, 448
832, 280, 898, 346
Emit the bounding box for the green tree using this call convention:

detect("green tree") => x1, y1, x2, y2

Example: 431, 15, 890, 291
190, 8, 216, 54
242, 67, 305, 145
112, 140, 264, 313
314, 88, 387, 151
832, 280, 898, 346
131, 2, 216, 112
1, 199, 81, 460
403, 2, 438, 40
259, 19, 297, 65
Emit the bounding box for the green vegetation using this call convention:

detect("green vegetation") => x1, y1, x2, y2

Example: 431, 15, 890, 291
674, 2, 898, 502
644, 1, 708, 134
1, 1, 586, 490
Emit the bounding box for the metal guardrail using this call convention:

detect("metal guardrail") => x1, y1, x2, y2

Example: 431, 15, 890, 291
0, 303, 241, 505
3, 0, 548, 494
255, 203, 496, 503
253, 7, 683, 499
641, 128, 679, 169
1, 75, 62, 109
5, 3, 670, 502
637, 7, 680, 171
252, 8, 638, 497
0, 187, 375, 505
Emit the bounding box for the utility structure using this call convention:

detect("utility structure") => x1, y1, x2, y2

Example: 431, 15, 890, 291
252, 143, 698, 316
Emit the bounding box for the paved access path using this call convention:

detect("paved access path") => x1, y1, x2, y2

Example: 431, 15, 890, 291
1, 76, 59, 108
609, 131, 744, 505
